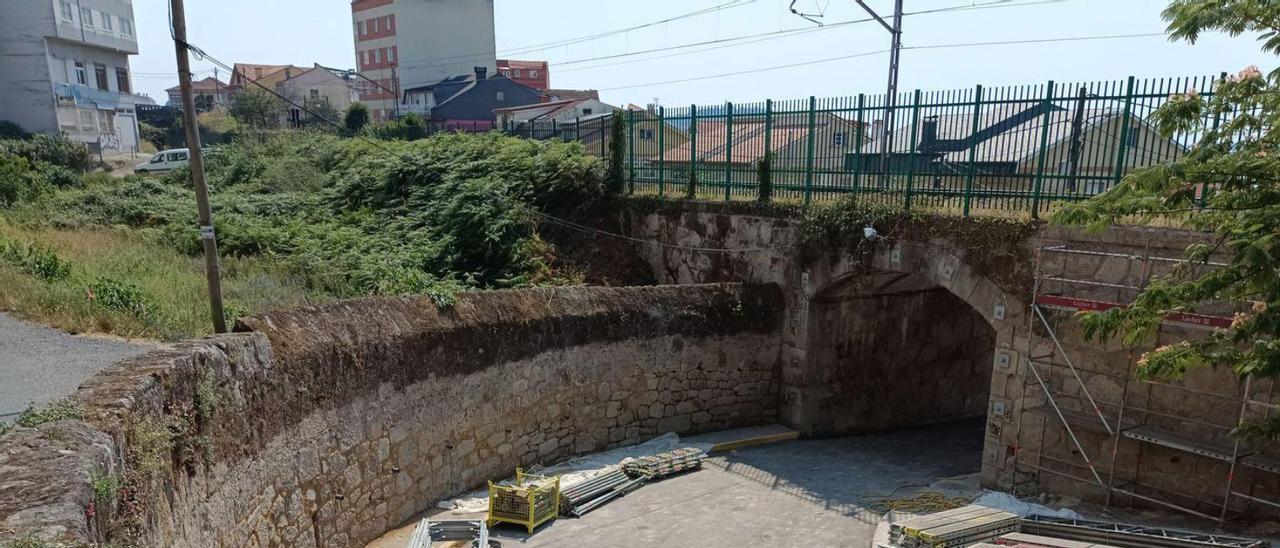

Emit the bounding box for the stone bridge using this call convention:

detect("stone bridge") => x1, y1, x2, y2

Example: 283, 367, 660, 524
623, 201, 1278, 518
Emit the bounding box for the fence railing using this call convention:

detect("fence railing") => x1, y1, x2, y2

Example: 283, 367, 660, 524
504, 74, 1227, 218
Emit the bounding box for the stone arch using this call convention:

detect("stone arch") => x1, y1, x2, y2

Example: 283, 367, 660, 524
779, 238, 1028, 486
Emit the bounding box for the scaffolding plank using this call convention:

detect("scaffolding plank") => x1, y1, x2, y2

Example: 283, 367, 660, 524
1121, 426, 1236, 462
1034, 296, 1232, 330
1240, 454, 1280, 475
1024, 404, 1134, 435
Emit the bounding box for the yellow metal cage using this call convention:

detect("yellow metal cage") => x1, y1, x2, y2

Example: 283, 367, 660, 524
486, 468, 561, 533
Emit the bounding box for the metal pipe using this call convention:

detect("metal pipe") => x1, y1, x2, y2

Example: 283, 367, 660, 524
1034, 305, 1114, 434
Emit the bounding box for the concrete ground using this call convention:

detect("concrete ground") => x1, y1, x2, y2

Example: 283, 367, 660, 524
0, 312, 154, 423
369, 418, 987, 548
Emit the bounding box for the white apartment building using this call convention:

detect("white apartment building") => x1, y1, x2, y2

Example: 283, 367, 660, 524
0, 0, 141, 152
350, 0, 497, 123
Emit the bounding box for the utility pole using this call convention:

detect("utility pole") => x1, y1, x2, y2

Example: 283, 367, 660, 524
170, 0, 227, 333
1065, 86, 1088, 193
391, 63, 401, 119
853, 0, 904, 186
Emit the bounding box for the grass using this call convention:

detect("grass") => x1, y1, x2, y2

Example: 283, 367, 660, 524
0, 221, 331, 340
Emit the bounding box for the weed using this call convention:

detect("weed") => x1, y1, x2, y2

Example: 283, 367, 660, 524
14, 398, 84, 428
126, 414, 177, 483
87, 277, 154, 318
89, 467, 121, 505
0, 238, 72, 281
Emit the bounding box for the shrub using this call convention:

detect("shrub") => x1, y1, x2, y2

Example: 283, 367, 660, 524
0, 238, 72, 281
139, 121, 167, 149
344, 102, 370, 134
89, 277, 154, 318
0, 120, 26, 140
757, 152, 774, 203
0, 153, 43, 206
685, 170, 698, 199
606, 111, 626, 194
15, 398, 85, 427
0, 133, 95, 172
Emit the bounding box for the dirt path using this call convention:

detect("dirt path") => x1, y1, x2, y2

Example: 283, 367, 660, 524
0, 312, 157, 422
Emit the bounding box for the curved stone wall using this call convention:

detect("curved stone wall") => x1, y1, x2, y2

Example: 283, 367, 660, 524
0, 284, 782, 547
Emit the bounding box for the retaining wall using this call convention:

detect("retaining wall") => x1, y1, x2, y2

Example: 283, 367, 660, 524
0, 284, 783, 547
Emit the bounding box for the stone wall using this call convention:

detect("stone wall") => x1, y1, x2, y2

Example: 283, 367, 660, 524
0, 284, 783, 547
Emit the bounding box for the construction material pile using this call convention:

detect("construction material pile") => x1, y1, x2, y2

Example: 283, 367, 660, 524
560, 447, 706, 518
889, 505, 1020, 548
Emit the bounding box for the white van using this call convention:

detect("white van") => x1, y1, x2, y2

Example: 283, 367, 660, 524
135, 148, 190, 174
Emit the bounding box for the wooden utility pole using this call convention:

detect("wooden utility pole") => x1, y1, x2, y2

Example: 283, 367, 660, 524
170, 0, 227, 333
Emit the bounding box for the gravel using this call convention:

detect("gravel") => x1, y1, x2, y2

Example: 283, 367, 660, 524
0, 312, 155, 423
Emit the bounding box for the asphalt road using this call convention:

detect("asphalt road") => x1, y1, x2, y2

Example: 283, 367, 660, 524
0, 312, 153, 423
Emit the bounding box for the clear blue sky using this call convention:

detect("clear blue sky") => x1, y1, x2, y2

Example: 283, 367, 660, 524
129, 0, 1274, 107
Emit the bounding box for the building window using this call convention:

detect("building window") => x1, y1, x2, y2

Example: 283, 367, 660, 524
496, 91, 505, 101
582, 108, 593, 115
833, 132, 847, 147
639, 128, 656, 141
60, 1, 73, 21
1127, 131, 1139, 148
94, 64, 108, 90
78, 109, 96, 131
357, 21, 365, 37
309, 89, 320, 101
115, 68, 130, 94
74, 61, 87, 85
513, 69, 522, 78
371, 17, 379, 33
530, 70, 539, 78
387, 14, 395, 32
121, 18, 133, 36
101, 13, 113, 32
390, 46, 397, 63
80, 7, 93, 28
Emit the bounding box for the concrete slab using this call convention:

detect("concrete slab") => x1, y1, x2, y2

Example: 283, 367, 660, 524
368, 418, 987, 548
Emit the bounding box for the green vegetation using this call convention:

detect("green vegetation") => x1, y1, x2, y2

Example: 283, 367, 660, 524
12, 398, 85, 428
344, 102, 370, 133
1056, 0, 1280, 440
89, 467, 122, 506
0, 130, 604, 339
757, 152, 774, 203
228, 89, 281, 130
606, 111, 626, 194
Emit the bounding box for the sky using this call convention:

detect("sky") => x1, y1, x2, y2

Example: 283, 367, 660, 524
129, 0, 1276, 108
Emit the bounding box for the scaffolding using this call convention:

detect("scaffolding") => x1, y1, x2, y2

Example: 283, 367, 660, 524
1013, 240, 1280, 525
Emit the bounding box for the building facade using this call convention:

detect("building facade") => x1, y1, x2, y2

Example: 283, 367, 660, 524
165, 76, 228, 108
0, 0, 141, 152
496, 59, 549, 90
351, 0, 497, 123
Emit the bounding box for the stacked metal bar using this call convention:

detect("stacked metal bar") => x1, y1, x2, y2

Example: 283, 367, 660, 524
622, 447, 705, 479
1020, 516, 1270, 548
407, 519, 493, 548
568, 476, 648, 517
890, 505, 1020, 548
559, 469, 630, 516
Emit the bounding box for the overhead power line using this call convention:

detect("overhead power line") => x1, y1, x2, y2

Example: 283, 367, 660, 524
595, 31, 1168, 92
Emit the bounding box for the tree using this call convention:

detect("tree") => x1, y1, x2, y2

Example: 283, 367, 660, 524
345, 102, 370, 134
605, 111, 626, 194
301, 98, 342, 132
138, 121, 167, 150
400, 112, 426, 140
194, 94, 215, 113
757, 152, 774, 203
1054, 0, 1280, 440
228, 89, 279, 130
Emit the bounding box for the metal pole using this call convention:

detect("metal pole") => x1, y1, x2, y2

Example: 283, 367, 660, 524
1066, 86, 1088, 195
804, 96, 817, 205
763, 99, 773, 197
1112, 76, 1136, 188
1220, 375, 1253, 524
628, 109, 636, 194
689, 104, 698, 198
658, 106, 666, 199
391, 63, 400, 119
853, 93, 865, 196
724, 102, 734, 202
170, 0, 226, 334
877, 0, 904, 188
1031, 81, 1057, 219
963, 85, 983, 216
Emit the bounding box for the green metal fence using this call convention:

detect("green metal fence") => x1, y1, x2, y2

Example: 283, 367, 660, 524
506, 74, 1226, 218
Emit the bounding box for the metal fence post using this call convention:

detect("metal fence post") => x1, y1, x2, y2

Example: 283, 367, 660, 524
804, 96, 817, 205
963, 85, 984, 217
1112, 76, 1136, 189
690, 104, 699, 198
628, 109, 636, 194
853, 93, 865, 197
658, 106, 666, 199
904, 90, 922, 211
1031, 80, 1056, 219
724, 102, 734, 202
1201, 72, 1226, 207
763, 99, 773, 198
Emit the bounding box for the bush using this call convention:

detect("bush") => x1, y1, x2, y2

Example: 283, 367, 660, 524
139, 121, 167, 149
0, 153, 47, 206
0, 120, 26, 140
0, 238, 72, 280
757, 152, 774, 203
89, 276, 155, 318
344, 102, 370, 134
14, 397, 85, 427
0, 133, 95, 172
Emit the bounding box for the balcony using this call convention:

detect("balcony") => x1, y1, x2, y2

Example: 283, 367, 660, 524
53, 20, 139, 54
53, 83, 136, 111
